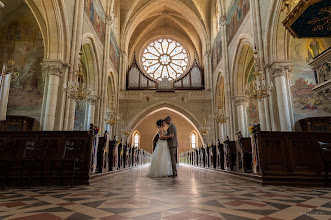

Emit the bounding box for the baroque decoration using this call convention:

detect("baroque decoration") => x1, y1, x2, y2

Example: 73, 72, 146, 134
282, 0, 331, 38
142, 38, 189, 81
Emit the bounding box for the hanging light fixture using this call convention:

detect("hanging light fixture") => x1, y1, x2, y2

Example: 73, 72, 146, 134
105, 96, 118, 125
121, 112, 132, 136
199, 110, 210, 135
214, 107, 228, 124
245, 51, 274, 100
64, 51, 91, 101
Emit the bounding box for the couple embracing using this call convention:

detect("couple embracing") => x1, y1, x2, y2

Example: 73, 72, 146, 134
147, 116, 178, 178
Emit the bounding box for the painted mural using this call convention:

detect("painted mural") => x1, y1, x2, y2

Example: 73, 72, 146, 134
85, 0, 106, 44
246, 66, 259, 126
74, 100, 86, 130
226, 0, 250, 44
0, 5, 44, 129
289, 38, 331, 130
212, 31, 222, 73
109, 30, 120, 73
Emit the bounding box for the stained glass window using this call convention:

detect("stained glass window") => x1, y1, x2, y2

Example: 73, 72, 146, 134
191, 133, 196, 149
142, 39, 189, 81
134, 132, 139, 148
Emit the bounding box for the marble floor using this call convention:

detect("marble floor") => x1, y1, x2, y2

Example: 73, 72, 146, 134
0, 165, 331, 220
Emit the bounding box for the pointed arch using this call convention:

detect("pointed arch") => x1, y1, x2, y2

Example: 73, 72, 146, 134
26, 0, 70, 63
81, 33, 102, 95
127, 101, 206, 146
230, 35, 254, 96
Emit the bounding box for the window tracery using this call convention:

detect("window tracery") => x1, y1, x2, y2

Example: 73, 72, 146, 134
142, 39, 189, 81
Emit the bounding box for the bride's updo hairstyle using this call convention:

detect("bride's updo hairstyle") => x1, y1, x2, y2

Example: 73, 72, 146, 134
156, 119, 164, 127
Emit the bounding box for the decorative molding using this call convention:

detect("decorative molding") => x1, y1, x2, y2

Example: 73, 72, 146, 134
119, 91, 212, 103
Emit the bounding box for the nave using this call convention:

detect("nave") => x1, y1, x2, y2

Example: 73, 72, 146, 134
1, 166, 331, 220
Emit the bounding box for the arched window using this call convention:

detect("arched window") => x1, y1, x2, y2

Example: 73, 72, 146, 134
133, 131, 140, 148
190, 131, 197, 149
142, 38, 189, 81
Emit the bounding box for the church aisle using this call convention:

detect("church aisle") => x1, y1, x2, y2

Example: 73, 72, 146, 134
0, 165, 330, 220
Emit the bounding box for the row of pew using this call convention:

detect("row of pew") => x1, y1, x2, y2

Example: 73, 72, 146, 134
0, 130, 152, 187
96, 138, 152, 174
180, 130, 331, 185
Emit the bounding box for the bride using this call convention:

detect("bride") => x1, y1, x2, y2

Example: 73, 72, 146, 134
147, 119, 174, 177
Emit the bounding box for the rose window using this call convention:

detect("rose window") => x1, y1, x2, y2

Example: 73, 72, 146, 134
142, 39, 189, 81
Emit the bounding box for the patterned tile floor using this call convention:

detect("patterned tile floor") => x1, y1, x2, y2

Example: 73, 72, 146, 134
1, 165, 331, 220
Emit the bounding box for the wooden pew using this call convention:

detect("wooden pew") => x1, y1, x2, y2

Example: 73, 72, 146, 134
223, 137, 236, 171
255, 131, 331, 185
0, 131, 92, 186
216, 140, 225, 170
236, 131, 252, 173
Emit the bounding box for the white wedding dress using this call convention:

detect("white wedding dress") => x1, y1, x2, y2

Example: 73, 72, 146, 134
147, 133, 173, 177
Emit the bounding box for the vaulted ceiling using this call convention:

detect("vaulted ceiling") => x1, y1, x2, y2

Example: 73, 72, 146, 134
118, 0, 213, 65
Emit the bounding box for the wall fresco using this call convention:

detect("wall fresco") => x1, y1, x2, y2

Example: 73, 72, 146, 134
109, 30, 120, 73
212, 31, 222, 73
289, 38, 331, 130
226, 0, 250, 44
85, 0, 106, 44
0, 5, 44, 129
74, 101, 86, 131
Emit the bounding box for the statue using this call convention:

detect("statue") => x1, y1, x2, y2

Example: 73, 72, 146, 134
319, 63, 331, 83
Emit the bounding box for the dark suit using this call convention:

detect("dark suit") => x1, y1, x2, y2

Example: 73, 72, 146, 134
167, 122, 178, 174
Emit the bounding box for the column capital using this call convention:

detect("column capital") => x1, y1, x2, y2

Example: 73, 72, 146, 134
231, 95, 248, 106
87, 95, 99, 105
41, 60, 67, 78
220, 15, 227, 26
204, 50, 211, 57
269, 62, 293, 78
120, 50, 127, 57
106, 16, 113, 25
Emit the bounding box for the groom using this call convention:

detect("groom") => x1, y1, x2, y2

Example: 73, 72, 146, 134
164, 116, 178, 176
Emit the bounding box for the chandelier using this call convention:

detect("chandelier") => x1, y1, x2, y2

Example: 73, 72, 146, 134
104, 111, 118, 125
64, 54, 91, 101
214, 108, 228, 124
245, 51, 274, 100
121, 112, 132, 136
199, 110, 210, 135
105, 97, 118, 125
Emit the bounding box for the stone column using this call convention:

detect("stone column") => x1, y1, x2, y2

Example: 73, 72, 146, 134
120, 51, 128, 90
41, 61, 64, 131
218, 123, 224, 140
86, 95, 98, 129
272, 65, 292, 131
258, 100, 266, 131
233, 96, 248, 136
220, 15, 234, 140
204, 50, 212, 90
265, 65, 277, 131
